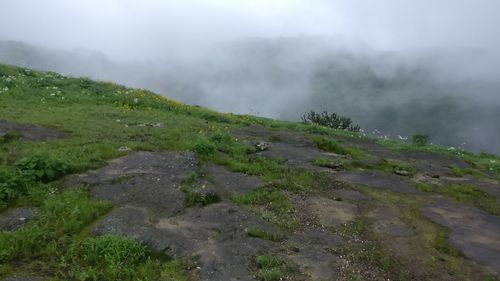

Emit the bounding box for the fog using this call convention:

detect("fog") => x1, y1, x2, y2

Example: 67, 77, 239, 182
1, 0, 500, 153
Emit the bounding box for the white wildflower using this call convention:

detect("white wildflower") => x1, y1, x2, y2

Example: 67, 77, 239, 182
448, 146, 456, 151
490, 160, 497, 164
134, 98, 139, 103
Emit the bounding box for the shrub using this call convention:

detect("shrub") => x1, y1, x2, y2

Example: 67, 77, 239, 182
15, 153, 71, 182
0, 168, 30, 208
193, 140, 216, 156
412, 134, 429, 146
302, 111, 360, 132
184, 190, 220, 207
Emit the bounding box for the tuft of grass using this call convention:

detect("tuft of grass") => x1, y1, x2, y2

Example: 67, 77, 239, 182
433, 228, 461, 257
313, 136, 367, 159
232, 188, 298, 230
412, 134, 429, 146
255, 255, 296, 281
246, 227, 285, 242
74, 235, 147, 267
344, 159, 417, 177
417, 183, 500, 215
340, 218, 369, 236
184, 190, 220, 207
415, 182, 434, 193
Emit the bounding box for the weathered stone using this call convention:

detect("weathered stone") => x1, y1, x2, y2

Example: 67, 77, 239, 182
0, 208, 39, 231
337, 170, 421, 194
422, 198, 500, 274
0, 120, 68, 141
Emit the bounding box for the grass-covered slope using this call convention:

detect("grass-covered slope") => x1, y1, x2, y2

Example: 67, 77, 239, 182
1, 64, 500, 281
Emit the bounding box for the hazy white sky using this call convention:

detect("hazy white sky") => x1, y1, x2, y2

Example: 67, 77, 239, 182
1, 0, 499, 59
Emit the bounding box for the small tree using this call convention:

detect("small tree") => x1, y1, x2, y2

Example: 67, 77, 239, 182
301, 111, 361, 132
412, 134, 429, 146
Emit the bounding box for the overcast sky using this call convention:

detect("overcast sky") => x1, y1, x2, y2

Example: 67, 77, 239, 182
1, 0, 499, 59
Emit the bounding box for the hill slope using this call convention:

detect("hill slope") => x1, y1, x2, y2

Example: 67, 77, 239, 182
2, 39, 500, 154
0, 64, 500, 281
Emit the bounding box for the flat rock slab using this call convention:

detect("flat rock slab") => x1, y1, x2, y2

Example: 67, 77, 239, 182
93, 203, 279, 281
289, 229, 344, 280
205, 163, 264, 196
234, 126, 331, 168
0, 120, 68, 141
367, 208, 415, 237
422, 198, 500, 275
234, 125, 316, 147
0, 208, 39, 231
333, 189, 367, 201
442, 177, 500, 199
305, 197, 357, 227
402, 151, 469, 169
377, 222, 415, 237
69, 152, 196, 215
337, 170, 421, 194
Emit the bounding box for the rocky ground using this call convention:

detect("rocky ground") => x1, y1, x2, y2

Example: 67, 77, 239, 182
3, 122, 499, 280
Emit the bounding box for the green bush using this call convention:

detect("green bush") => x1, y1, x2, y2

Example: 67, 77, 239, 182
193, 140, 216, 156
15, 153, 71, 182
0, 168, 31, 208
302, 110, 360, 132
412, 134, 429, 146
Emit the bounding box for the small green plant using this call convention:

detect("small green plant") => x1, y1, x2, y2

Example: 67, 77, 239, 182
302, 111, 361, 132
340, 218, 369, 236
415, 182, 434, 192
313, 136, 367, 159
75, 235, 147, 267
246, 227, 285, 242
0, 132, 21, 144
15, 153, 71, 182
184, 190, 220, 207
412, 134, 429, 146
433, 228, 461, 257
232, 188, 298, 230
255, 255, 296, 281
193, 140, 216, 156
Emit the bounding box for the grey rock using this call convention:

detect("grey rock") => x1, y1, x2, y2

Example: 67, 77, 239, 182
0, 208, 39, 231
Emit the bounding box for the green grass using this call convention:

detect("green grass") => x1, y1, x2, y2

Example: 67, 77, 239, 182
313, 136, 368, 159
184, 190, 220, 207
415, 182, 500, 215
1, 64, 291, 279
1, 63, 499, 280
246, 227, 285, 242
433, 228, 461, 257
255, 255, 296, 281
379, 139, 500, 180
232, 188, 298, 230
342, 159, 417, 177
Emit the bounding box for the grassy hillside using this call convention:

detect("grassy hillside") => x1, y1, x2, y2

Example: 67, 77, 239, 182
0, 64, 499, 281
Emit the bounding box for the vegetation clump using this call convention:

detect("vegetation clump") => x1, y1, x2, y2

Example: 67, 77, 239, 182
255, 255, 296, 281
302, 110, 361, 132
412, 134, 429, 146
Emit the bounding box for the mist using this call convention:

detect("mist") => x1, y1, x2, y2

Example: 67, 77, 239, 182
1, 0, 500, 153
